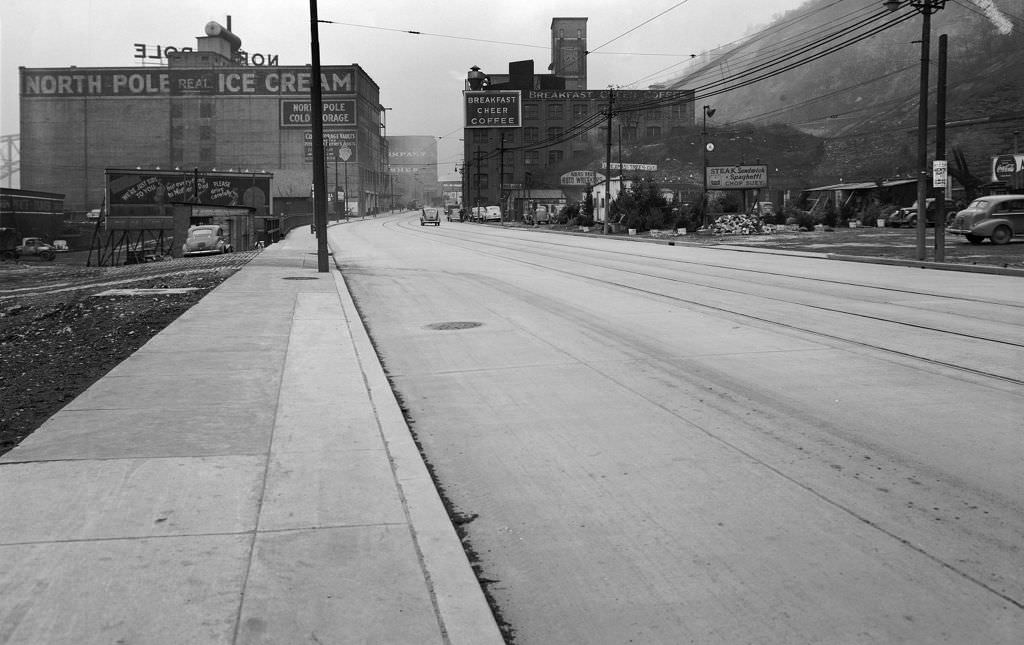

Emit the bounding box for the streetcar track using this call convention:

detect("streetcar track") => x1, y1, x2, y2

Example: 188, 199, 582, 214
397, 218, 1024, 309
371, 216, 1023, 386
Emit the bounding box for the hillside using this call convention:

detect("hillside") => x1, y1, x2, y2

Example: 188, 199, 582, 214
663, 0, 1024, 190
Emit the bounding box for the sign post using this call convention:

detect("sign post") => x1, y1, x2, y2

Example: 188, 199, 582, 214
338, 145, 352, 218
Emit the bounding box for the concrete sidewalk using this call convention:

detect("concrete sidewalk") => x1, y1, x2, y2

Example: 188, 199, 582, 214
0, 229, 503, 644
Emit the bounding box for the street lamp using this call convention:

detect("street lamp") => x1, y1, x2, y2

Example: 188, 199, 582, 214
701, 105, 716, 228
886, 0, 946, 260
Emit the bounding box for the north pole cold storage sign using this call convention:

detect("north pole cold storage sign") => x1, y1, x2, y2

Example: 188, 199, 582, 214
464, 90, 521, 128
281, 99, 356, 127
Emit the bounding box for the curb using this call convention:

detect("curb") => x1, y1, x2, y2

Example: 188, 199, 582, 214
328, 264, 505, 645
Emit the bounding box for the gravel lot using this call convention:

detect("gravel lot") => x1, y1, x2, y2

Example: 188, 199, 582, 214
0, 251, 258, 456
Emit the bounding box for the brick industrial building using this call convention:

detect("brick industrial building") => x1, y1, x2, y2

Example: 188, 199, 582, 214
18, 20, 388, 226
462, 17, 695, 219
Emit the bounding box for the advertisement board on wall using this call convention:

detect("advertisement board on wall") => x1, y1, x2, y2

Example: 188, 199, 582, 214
304, 130, 358, 162
106, 169, 271, 213
281, 99, 357, 127
992, 154, 1024, 188
706, 165, 768, 189
560, 170, 606, 186
464, 90, 522, 128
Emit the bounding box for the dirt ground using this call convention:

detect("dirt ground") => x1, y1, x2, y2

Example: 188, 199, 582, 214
0, 252, 257, 456
2, 227, 1021, 457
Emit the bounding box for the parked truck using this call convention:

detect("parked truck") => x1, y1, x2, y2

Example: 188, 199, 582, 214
14, 236, 57, 261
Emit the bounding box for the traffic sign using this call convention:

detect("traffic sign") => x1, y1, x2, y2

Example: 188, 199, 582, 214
933, 160, 948, 188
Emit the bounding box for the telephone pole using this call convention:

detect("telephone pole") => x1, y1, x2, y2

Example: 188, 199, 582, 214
498, 132, 507, 224
308, 0, 329, 272
603, 88, 614, 234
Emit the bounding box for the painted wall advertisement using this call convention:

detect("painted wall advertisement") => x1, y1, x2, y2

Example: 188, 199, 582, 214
21, 66, 356, 97
281, 99, 356, 127
304, 130, 358, 162
706, 165, 768, 189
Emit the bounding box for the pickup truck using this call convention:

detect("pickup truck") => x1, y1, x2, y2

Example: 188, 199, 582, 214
15, 237, 57, 261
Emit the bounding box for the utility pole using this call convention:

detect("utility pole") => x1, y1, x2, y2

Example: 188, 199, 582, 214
474, 146, 484, 218
308, 0, 329, 272
603, 87, 614, 234
498, 132, 506, 224
934, 34, 948, 262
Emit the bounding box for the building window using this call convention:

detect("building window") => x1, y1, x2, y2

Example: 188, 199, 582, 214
547, 103, 564, 119
200, 125, 213, 140
199, 147, 215, 164
548, 149, 564, 165
473, 130, 489, 144
572, 103, 589, 119
199, 101, 214, 118
547, 126, 563, 140
670, 104, 687, 120
477, 174, 489, 190
523, 127, 539, 143
646, 109, 663, 120
646, 126, 662, 138
524, 104, 539, 120
171, 103, 183, 118
524, 151, 539, 166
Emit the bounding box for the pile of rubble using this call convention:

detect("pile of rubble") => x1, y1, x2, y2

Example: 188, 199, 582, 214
705, 213, 766, 235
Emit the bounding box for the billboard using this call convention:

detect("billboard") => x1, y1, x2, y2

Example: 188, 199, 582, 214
465, 90, 522, 128
106, 169, 271, 213
992, 154, 1024, 188
706, 165, 768, 189
560, 170, 606, 186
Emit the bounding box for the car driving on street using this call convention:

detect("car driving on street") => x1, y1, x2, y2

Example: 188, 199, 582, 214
420, 207, 441, 226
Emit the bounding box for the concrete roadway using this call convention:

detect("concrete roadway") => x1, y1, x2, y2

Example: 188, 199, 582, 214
329, 212, 1024, 644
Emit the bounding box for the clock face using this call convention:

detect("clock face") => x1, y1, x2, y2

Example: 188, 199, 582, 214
706, 143, 715, 152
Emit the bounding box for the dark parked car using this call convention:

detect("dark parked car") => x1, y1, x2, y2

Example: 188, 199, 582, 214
182, 225, 231, 256
948, 194, 1024, 245
886, 198, 956, 228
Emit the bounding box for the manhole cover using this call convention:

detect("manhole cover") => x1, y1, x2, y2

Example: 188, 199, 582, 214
282, 276, 320, 280
425, 321, 483, 331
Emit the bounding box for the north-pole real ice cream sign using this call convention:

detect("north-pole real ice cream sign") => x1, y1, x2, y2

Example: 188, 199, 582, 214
992, 154, 1024, 188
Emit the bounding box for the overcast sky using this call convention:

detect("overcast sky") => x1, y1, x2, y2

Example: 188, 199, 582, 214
2, 0, 807, 180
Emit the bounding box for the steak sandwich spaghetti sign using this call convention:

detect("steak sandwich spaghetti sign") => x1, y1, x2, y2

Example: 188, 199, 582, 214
706, 165, 768, 190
